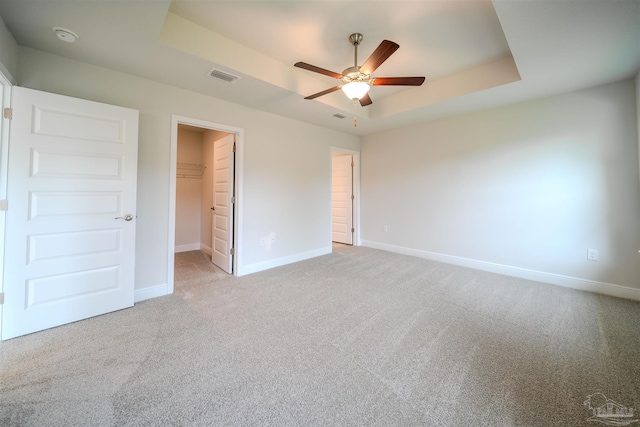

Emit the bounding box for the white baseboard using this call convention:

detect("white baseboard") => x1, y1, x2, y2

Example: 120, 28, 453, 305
361, 240, 640, 302
237, 246, 332, 276
134, 283, 169, 303
175, 243, 200, 253
200, 244, 212, 256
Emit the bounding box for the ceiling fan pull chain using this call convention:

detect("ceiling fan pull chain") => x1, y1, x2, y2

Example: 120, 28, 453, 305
353, 100, 358, 127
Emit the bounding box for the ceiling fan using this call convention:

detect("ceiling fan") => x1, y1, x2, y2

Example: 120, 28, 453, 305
294, 33, 425, 107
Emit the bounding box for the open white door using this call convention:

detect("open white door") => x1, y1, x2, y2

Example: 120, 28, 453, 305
1, 87, 138, 339
211, 133, 234, 273
332, 154, 354, 245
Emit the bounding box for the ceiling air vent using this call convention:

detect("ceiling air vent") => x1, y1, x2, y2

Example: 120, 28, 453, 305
207, 68, 239, 83
333, 113, 348, 119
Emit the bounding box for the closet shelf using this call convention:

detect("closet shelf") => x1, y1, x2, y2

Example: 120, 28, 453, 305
177, 162, 206, 178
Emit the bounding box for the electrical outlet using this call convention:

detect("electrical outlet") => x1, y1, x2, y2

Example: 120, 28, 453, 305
383, 225, 388, 232
587, 249, 599, 261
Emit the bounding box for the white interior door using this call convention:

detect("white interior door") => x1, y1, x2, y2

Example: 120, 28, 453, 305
1, 87, 139, 340
211, 133, 234, 273
332, 154, 353, 245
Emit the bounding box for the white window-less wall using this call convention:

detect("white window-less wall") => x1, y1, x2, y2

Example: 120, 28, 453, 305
361, 79, 640, 298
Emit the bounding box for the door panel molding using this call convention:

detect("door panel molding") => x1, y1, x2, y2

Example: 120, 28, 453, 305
332, 154, 354, 245
330, 147, 361, 247
2, 87, 138, 339
211, 134, 234, 273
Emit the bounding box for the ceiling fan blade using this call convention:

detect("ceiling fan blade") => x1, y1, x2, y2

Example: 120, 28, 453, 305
304, 86, 342, 100
373, 77, 426, 86
360, 40, 400, 75
294, 62, 343, 79
359, 93, 373, 106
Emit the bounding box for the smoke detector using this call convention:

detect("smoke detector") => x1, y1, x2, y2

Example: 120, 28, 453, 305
53, 27, 78, 43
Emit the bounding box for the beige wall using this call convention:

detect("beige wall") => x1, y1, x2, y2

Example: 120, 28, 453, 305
362, 79, 640, 290
16, 47, 360, 292
175, 129, 203, 249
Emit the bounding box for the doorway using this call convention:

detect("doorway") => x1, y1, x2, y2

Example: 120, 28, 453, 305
168, 116, 243, 293
330, 147, 360, 248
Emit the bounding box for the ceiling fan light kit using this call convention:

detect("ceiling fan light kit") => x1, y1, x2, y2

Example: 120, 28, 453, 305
294, 32, 426, 115
342, 81, 370, 100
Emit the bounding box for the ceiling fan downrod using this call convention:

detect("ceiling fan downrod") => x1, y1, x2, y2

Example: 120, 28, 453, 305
349, 33, 363, 70
344, 33, 365, 78
349, 33, 364, 127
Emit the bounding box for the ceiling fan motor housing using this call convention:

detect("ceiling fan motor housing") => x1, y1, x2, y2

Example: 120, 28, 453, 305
342, 66, 370, 83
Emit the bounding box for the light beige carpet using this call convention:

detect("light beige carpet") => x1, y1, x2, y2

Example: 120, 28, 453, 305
1, 245, 639, 426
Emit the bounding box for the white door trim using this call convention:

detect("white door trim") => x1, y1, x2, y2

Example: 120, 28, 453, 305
0, 71, 13, 340
330, 147, 360, 246
168, 115, 244, 292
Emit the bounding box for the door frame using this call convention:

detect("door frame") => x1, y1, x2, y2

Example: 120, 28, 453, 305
168, 115, 244, 292
330, 147, 360, 246
0, 71, 13, 339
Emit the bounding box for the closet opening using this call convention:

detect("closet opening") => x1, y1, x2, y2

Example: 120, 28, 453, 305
168, 116, 243, 294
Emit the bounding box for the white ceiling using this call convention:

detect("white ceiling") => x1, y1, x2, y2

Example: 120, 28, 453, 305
0, 0, 638, 136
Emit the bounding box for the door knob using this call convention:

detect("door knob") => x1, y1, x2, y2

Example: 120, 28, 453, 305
115, 214, 134, 221
211, 207, 215, 211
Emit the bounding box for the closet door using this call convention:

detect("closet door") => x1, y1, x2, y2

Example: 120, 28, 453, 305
332, 154, 353, 245
211, 133, 234, 273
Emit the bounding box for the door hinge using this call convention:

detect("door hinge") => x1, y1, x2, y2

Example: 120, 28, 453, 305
231, 196, 236, 204
233, 143, 236, 153
230, 248, 235, 256
351, 228, 355, 233
351, 195, 354, 200
351, 161, 354, 167
0, 292, 4, 304
3, 108, 12, 119
0, 199, 7, 211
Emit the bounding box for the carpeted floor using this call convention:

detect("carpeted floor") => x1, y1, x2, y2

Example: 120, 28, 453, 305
1, 245, 639, 426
